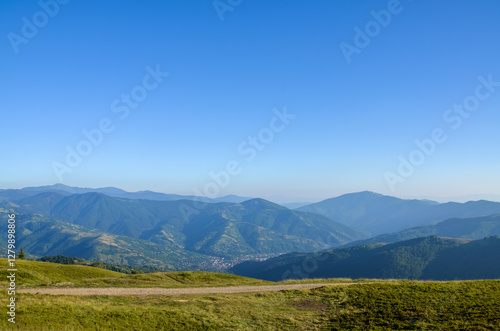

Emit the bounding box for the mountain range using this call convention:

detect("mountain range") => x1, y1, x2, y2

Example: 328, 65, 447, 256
0, 184, 253, 203
2, 185, 500, 276
1, 188, 368, 269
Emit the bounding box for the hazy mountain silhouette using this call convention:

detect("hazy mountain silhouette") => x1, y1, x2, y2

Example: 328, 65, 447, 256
1, 184, 253, 203
297, 191, 500, 235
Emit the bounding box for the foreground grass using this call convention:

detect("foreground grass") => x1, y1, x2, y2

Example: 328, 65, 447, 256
320, 280, 500, 330
1, 280, 499, 330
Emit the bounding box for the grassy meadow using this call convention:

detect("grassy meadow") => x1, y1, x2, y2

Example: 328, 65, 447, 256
1, 259, 499, 330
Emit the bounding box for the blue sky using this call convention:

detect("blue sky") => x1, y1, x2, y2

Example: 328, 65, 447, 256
1, 0, 500, 203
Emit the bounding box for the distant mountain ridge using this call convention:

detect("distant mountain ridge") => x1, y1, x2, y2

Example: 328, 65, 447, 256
0, 184, 253, 204
297, 191, 500, 235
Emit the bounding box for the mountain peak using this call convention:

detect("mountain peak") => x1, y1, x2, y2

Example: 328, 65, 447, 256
240, 198, 285, 209
316, 191, 394, 205
343, 191, 384, 198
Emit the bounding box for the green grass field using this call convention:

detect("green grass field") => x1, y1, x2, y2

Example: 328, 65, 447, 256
0, 258, 273, 288
0, 259, 359, 288
1, 259, 499, 330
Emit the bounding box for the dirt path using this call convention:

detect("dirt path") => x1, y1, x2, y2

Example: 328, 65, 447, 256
18, 283, 354, 296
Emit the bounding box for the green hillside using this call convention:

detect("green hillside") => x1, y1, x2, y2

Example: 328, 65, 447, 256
0, 258, 123, 286
231, 236, 500, 281
0, 258, 271, 288
182, 198, 368, 257
0, 213, 212, 270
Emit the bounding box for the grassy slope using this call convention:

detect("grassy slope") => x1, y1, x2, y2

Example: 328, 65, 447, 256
0, 258, 123, 286
0, 258, 272, 288
1, 280, 499, 330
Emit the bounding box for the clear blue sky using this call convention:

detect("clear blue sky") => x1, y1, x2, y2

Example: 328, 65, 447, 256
1, 0, 500, 203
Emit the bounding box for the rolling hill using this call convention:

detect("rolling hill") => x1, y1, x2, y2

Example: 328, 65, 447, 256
0, 258, 271, 288
230, 236, 500, 281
